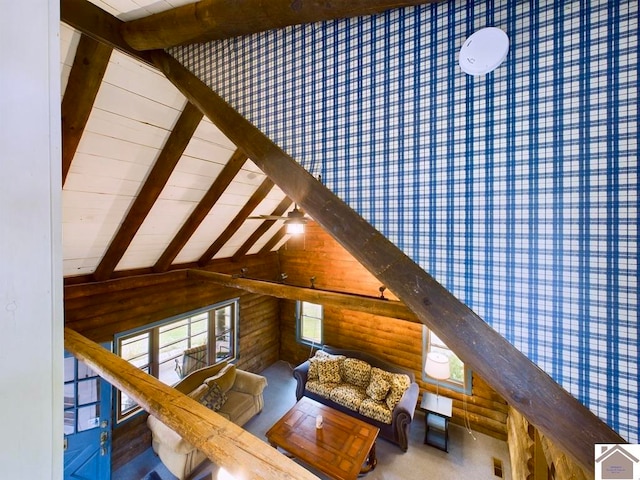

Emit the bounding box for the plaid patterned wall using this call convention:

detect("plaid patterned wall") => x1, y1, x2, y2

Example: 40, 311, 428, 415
171, 0, 638, 442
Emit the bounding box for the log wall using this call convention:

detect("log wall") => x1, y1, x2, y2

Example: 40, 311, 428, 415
507, 407, 589, 480
64, 253, 281, 471
278, 223, 508, 440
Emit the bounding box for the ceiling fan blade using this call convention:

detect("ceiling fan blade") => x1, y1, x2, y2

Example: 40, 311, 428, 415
247, 215, 287, 220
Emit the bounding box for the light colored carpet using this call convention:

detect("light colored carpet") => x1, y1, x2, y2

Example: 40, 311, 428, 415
114, 361, 512, 480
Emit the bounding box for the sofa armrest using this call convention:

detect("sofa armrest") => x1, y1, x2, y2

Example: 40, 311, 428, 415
393, 382, 419, 420
232, 370, 267, 396
147, 415, 196, 455
391, 382, 420, 451
292, 361, 310, 400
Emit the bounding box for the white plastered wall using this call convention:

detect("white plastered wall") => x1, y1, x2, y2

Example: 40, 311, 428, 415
0, 1, 63, 478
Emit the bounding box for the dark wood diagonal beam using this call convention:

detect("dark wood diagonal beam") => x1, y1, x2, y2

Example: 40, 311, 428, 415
65, 329, 320, 480
120, 0, 443, 50
61, 0, 155, 67
231, 197, 294, 261
150, 51, 623, 475
259, 226, 288, 255
154, 149, 247, 273
198, 179, 275, 266
189, 270, 419, 322
92, 102, 204, 282
62, 34, 112, 185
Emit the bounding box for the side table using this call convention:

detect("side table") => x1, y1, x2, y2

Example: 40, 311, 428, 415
421, 392, 452, 452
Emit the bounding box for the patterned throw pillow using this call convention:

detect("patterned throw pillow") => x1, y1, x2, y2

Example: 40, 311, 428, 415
386, 373, 411, 411
308, 351, 345, 381
317, 358, 342, 384
200, 382, 227, 411
341, 358, 372, 387
366, 376, 390, 401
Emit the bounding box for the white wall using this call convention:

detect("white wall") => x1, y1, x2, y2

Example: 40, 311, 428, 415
0, 1, 63, 478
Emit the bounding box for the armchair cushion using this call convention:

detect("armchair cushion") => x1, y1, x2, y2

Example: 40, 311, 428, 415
204, 363, 236, 393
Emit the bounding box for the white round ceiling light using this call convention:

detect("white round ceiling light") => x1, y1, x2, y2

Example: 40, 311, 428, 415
459, 27, 509, 76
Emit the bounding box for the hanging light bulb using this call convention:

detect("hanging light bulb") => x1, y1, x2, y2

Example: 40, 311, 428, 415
284, 204, 307, 235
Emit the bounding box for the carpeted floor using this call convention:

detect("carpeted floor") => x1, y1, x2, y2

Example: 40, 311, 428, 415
114, 361, 512, 480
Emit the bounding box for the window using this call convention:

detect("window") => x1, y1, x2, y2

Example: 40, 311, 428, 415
422, 326, 471, 394
115, 299, 239, 421
296, 301, 323, 347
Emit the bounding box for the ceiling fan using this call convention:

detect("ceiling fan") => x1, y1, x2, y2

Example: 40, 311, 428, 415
248, 204, 310, 234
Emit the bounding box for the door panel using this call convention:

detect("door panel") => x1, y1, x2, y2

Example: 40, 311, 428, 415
64, 351, 111, 480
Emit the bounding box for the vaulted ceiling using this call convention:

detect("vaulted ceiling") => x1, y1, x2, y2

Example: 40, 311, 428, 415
61, 5, 289, 281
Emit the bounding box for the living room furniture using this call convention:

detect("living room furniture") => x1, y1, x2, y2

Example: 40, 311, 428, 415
421, 392, 452, 452
266, 396, 379, 480
293, 345, 419, 451
147, 361, 267, 480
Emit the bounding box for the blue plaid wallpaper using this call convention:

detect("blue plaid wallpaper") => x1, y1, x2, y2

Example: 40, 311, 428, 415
171, 0, 639, 442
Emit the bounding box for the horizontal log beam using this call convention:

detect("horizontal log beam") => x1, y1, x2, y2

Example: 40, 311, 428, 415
64, 328, 319, 480
120, 0, 441, 50
188, 270, 420, 323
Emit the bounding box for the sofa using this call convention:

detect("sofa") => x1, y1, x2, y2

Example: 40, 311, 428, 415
147, 361, 268, 479
293, 346, 419, 451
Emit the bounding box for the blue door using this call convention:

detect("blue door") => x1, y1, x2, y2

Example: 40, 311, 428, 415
64, 351, 112, 480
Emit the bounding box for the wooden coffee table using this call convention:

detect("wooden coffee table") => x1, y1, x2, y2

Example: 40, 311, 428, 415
266, 396, 379, 480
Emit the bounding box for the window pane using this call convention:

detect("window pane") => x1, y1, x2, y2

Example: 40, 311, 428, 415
64, 357, 75, 383
120, 391, 138, 416
64, 383, 75, 408
64, 409, 75, 435
77, 404, 100, 432
121, 332, 149, 368
159, 357, 181, 386
215, 334, 231, 360
427, 328, 467, 388
77, 378, 99, 405
214, 307, 232, 333
300, 302, 322, 344
77, 361, 97, 380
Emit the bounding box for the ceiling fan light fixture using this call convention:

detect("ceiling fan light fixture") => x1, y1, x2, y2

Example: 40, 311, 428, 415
285, 221, 305, 235
284, 205, 307, 235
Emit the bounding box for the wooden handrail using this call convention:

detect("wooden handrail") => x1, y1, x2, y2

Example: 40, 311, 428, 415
64, 328, 319, 480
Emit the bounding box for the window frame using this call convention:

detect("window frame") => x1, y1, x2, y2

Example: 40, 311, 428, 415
296, 300, 323, 348
114, 298, 239, 422
422, 326, 472, 395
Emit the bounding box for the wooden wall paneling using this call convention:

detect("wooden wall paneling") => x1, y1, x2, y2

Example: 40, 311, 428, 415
111, 413, 150, 472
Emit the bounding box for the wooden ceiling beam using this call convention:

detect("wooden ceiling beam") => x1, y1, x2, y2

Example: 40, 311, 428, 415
150, 50, 623, 476
62, 34, 112, 185
154, 149, 247, 273
188, 270, 419, 322
64, 328, 319, 480
120, 0, 442, 51
259, 226, 288, 255
198, 178, 275, 265
93, 102, 204, 281
232, 197, 294, 261
61, 0, 155, 67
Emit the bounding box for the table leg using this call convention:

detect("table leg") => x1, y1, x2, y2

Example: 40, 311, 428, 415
360, 442, 377, 474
